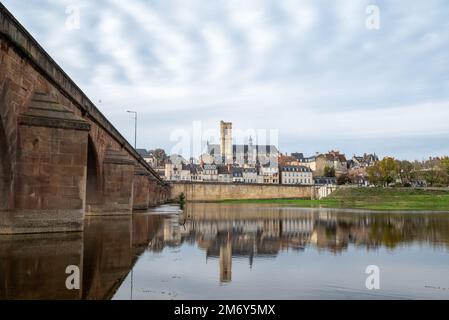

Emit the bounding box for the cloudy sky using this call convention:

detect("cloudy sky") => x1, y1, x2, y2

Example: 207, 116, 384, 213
3, 0, 449, 160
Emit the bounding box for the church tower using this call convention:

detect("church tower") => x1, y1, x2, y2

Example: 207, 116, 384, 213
220, 121, 233, 164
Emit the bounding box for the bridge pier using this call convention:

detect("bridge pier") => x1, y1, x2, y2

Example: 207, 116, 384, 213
148, 180, 159, 206
86, 147, 135, 216
0, 93, 90, 234
132, 166, 150, 211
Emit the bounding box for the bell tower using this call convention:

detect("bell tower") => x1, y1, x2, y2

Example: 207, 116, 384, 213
220, 121, 233, 164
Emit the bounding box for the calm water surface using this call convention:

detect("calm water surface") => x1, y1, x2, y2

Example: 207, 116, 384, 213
1, 203, 449, 300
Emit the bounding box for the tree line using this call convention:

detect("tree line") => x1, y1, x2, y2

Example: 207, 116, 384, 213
366, 156, 449, 187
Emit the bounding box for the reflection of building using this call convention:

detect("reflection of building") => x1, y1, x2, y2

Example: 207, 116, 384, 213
220, 241, 232, 283
4, 205, 448, 299
145, 204, 449, 284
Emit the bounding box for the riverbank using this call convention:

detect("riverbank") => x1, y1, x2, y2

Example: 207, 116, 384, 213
219, 187, 449, 211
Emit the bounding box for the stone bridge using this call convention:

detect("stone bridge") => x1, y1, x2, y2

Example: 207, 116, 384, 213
0, 4, 170, 234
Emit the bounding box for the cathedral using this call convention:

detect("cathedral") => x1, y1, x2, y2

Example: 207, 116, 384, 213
207, 121, 279, 166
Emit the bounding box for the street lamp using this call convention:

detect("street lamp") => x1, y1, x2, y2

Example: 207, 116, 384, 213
126, 109, 137, 300
127, 110, 137, 149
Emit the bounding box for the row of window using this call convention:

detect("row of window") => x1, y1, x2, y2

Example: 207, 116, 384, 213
283, 172, 312, 177
284, 179, 312, 184
282, 167, 311, 172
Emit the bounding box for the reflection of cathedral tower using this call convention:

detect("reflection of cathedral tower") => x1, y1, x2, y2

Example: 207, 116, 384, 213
220, 121, 233, 164
219, 241, 232, 283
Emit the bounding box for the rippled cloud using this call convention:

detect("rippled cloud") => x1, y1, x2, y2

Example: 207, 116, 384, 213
3, 0, 449, 159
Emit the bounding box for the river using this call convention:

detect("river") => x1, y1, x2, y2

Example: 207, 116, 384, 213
1, 203, 449, 299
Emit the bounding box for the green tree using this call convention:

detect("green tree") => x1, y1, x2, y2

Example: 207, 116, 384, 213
324, 165, 336, 178
379, 157, 398, 185
337, 174, 350, 185
441, 157, 449, 172
179, 192, 186, 210
152, 148, 167, 166
367, 162, 382, 186
424, 169, 440, 186
397, 160, 413, 186
440, 156, 449, 185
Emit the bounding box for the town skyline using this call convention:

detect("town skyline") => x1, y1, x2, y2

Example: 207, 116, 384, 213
138, 119, 445, 163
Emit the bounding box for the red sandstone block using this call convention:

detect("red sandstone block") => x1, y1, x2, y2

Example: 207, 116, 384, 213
60, 187, 81, 198
18, 150, 40, 166
15, 195, 42, 210
17, 162, 39, 176
39, 163, 54, 176
16, 174, 51, 187
72, 152, 87, 166
72, 176, 84, 187
57, 165, 85, 177
39, 185, 59, 195
42, 195, 82, 210
59, 141, 86, 155
42, 196, 64, 210
38, 152, 51, 164
19, 140, 39, 154
22, 78, 32, 90
48, 174, 75, 187
68, 198, 83, 209
120, 192, 132, 199
50, 153, 73, 166
62, 176, 77, 187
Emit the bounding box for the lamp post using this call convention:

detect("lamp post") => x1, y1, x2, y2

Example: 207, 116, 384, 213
127, 110, 137, 149
126, 111, 137, 300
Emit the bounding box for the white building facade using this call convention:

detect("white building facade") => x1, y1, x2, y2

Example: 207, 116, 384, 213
280, 166, 313, 185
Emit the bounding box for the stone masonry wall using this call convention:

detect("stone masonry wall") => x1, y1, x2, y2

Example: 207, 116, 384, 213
170, 182, 313, 202
132, 170, 150, 210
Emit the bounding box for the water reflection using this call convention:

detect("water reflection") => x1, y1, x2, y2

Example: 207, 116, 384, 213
0, 214, 164, 300
1, 204, 449, 299
152, 204, 449, 284
0, 233, 84, 299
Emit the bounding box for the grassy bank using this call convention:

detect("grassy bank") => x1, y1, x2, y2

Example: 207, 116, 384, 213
219, 188, 449, 211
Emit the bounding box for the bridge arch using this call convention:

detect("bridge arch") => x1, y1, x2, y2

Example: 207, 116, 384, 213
0, 117, 11, 210
86, 136, 102, 210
